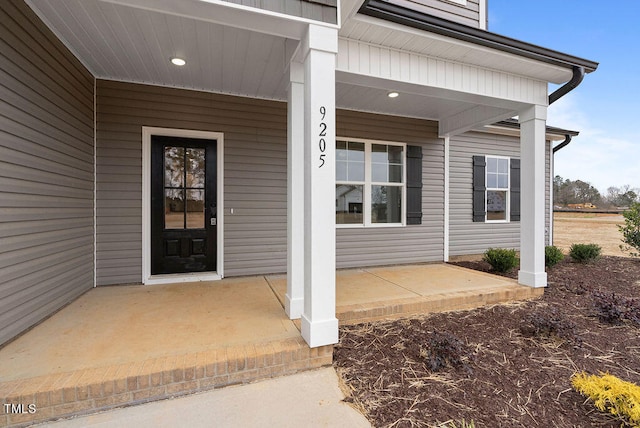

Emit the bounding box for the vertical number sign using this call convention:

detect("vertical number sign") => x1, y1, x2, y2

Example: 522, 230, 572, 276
319, 106, 326, 168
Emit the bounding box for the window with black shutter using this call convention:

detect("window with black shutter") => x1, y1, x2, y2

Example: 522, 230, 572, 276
406, 145, 423, 225
472, 155, 520, 223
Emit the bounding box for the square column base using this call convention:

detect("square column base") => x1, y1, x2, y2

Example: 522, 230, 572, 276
285, 294, 303, 320
301, 315, 338, 348
518, 270, 547, 288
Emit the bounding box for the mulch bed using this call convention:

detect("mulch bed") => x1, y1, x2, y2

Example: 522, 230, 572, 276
333, 256, 640, 427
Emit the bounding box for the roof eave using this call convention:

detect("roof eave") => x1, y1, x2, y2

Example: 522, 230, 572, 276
359, 0, 598, 74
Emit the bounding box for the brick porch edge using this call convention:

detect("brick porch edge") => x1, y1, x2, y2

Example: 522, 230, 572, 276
1, 337, 333, 427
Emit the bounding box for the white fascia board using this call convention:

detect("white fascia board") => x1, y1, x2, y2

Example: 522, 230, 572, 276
99, 0, 339, 40
480, 125, 573, 141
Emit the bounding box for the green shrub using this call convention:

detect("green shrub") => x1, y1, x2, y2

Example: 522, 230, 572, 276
569, 243, 601, 263
619, 202, 640, 257
482, 248, 519, 273
545, 245, 564, 268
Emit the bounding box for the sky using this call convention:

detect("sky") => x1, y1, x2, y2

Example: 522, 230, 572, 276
488, 0, 640, 194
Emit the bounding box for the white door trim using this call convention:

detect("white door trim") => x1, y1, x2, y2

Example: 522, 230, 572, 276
142, 126, 224, 285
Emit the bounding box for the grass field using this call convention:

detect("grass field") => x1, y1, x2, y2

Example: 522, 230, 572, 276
553, 212, 628, 256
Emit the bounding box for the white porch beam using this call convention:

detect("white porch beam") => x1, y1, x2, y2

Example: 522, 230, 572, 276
286, 59, 305, 320
300, 24, 339, 348
518, 105, 548, 288
438, 105, 514, 137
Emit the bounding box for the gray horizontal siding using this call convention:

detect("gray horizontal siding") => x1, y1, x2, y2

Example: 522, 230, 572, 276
449, 131, 551, 256
383, 0, 481, 28
220, 0, 337, 24
96, 80, 290, 283
336, 110, 444, 268
96, 82, 445, 284
0, 0, 94, 345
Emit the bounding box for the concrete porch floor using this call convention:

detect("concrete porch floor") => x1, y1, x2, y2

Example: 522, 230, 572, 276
0, 263, 542, 426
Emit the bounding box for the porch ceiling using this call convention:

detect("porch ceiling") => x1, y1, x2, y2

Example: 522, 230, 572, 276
27, 0, 529, 127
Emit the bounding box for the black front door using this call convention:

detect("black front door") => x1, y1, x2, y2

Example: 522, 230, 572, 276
151, 136, 217, 275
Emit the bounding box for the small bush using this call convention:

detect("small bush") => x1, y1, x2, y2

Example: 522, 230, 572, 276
572, 372, 640, 426
592, 291, 640, 326
545, 245, 564, 268
482, 248, 519, 273
419, 331, 472, 373
569, 243, 601, 263
619, 202, 640, 257
520, 305, 580, 344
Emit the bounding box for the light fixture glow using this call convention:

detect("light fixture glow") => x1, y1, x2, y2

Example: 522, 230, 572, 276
387, 91, 399, 98
171, 57, 186, 66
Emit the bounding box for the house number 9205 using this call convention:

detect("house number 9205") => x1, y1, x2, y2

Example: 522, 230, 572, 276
319, 106, 327, 168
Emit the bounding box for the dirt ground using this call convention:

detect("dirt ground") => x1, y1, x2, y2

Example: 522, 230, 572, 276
553, 212, 627, 256
334, 256, 640, 427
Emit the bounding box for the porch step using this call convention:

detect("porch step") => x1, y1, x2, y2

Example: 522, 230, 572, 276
0, 338, 332, 427
337, 284, 544, 325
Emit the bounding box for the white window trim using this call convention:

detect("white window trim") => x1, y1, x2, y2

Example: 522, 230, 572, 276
336, 137, 406, 229
485, 155, 510, 224
142, 127, 224, 285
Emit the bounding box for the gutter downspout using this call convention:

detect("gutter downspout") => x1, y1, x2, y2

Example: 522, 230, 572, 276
552, 134, 572, 153
548, 65, 585, 105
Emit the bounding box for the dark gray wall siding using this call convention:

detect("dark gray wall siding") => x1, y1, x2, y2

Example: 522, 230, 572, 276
0, 0, 94, 344
220, 0, 337, 24
383, 0, 481, 28
449, 131, 551, 256
336, 110, 444, 267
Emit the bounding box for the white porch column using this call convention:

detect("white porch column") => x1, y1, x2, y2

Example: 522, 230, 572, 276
285, 60, 305, 319
300, 24, 339, 347
518, 105, 548, 288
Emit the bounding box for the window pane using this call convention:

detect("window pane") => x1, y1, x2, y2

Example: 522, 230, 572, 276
372, 163, 387, 182
487, 190, 507, 221
186, 189, 205, 229
487, 156, 497, 174
371, 144, 387, 163
337, 141, 347, 160
186, 148, 205, 188
388, 145, 403, 163
371, 185, 402, 223
498, 158, 509, 173
487, 173, 498, 188
498, 173, 509, 189
165, 189, 184, 229
336, 161, 347, 181
164, 147, 184, 187
349, 161, 365, 181
389, 165, 403, 183
336, 184, 363, 224
347, 142, 365, 161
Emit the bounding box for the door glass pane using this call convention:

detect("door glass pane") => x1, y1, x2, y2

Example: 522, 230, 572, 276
186, 148, 205, 188
186, 189, 205, 229
165, 189, 185, 229
487, 190, 507, 220
164, 147, 184, 187
371, 185, 402, 223
336, 184, 363, 224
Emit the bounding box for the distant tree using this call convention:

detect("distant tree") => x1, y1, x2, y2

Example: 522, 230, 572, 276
605, 185, 639, 208
553, 175, 602, 206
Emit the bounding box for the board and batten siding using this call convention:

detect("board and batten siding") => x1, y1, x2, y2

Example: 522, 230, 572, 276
220, 0, 337, 24
449, 131, 551, 257
382, 0, 482, 28
0, 0, 95, 344
336, 110, 444, 267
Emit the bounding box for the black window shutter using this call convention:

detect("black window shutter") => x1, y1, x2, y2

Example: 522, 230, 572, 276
406, 145, 423, 225
510, 158, 521, 222
472, 156, 486, 222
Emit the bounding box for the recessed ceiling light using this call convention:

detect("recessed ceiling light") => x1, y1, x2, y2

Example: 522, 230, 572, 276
171, 57, 186, 66
387, 91, 399, 98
